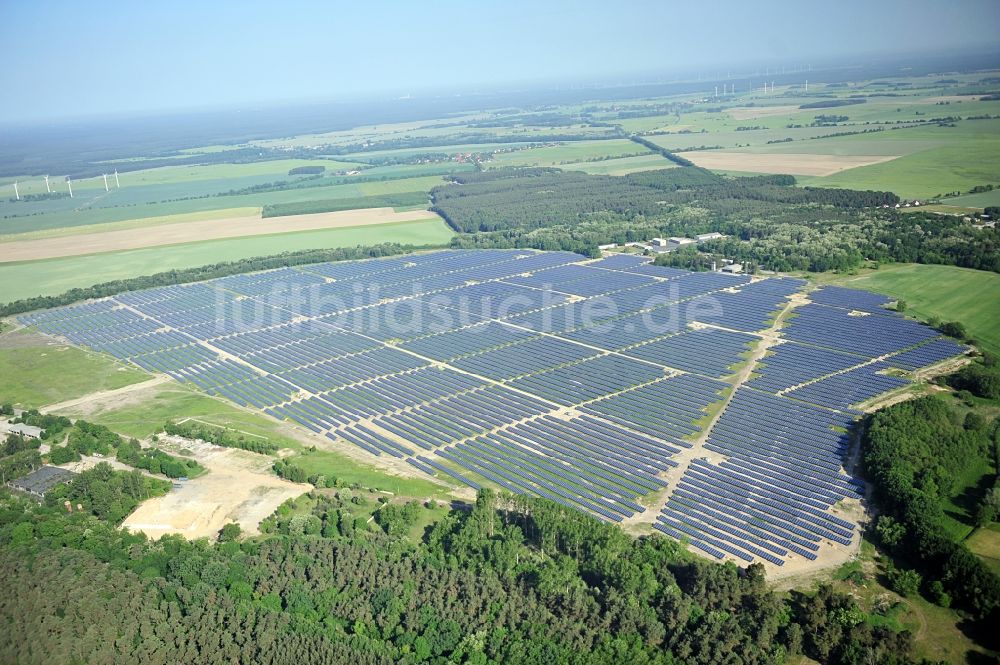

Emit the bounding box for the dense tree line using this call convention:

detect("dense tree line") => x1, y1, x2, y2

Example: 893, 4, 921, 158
273, 458, 309, 483
0, 243, 426, 316
116, 438, 204, 479
162, 420, 279, 455
288, 166, 326, 175
862, 395, 1000, 624
948, 355, 1000, 399
627, 136, 695, 166
44, 462, 170, 522
0, 434, 41, 482
0, 485, 924, 665
653, 246, 736, 272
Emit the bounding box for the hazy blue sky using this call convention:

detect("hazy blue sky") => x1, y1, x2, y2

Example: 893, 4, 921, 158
2, 0, 997, 122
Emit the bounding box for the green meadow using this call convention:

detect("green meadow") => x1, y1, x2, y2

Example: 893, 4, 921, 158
0, 334, 150, 407
485, 139, 650, 168
560, 153, 677, 175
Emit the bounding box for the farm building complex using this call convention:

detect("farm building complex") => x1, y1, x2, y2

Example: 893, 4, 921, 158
20, 249, 967, 568
8, 466, 76, 498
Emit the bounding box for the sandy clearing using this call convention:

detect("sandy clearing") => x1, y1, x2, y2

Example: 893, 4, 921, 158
122, 438, 310, 540
727, 105, 802, 120
682, 151, 900, 176
44, 375, 168, 413
0, 207, 440, 263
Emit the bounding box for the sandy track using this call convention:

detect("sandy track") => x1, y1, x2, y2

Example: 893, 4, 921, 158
682, 151, 900, 176
0, 207, 440, 263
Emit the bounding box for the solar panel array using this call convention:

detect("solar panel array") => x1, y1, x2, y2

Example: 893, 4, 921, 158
21, 249, 969, 566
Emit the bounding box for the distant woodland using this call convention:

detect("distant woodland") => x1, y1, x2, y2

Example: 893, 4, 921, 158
435, 168, 999, 273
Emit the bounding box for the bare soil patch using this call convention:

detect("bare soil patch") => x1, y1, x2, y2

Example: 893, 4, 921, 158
0, 207, 440, 262
121, 438, 310, 539
0, 328, 58, 349
682, 151, 900, 176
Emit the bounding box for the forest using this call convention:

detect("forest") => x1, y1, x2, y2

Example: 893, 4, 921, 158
436, 167, 997, 273
861, 379, 1000, 626
0, 485, 922, 665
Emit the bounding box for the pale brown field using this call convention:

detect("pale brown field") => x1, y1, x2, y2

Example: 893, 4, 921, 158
0, 207, 440, 262
682, 151, 900, 176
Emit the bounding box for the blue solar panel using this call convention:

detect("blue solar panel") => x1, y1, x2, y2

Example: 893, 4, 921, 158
23, 249, 916, 563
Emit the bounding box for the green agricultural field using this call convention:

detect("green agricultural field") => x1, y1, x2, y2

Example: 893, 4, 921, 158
943, 188, 1000, 209
1, 159, 364, 197
796, 141, 1000, 200
646, 93, 1000, 199
817, 263, 1000, 357
560, 153, 677, 175
0, 207, 261, 242
0, 217, 454, 302
341, 142, 535, 162
485, 139, 650, 168
0, 333, 150, 407
0, 173, 450, 234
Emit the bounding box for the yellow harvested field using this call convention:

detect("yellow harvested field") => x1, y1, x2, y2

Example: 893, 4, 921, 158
682, 151, 901, 176
122, 439, 311, 540
0, 207, 441, 262
727, 105, 802, 120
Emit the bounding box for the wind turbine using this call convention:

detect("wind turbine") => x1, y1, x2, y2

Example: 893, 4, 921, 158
44, 175, 51, 193
66, 177, 74, 198
12, 181, 19, 200
102, 174, 109, 192
113, 170, 120, 188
